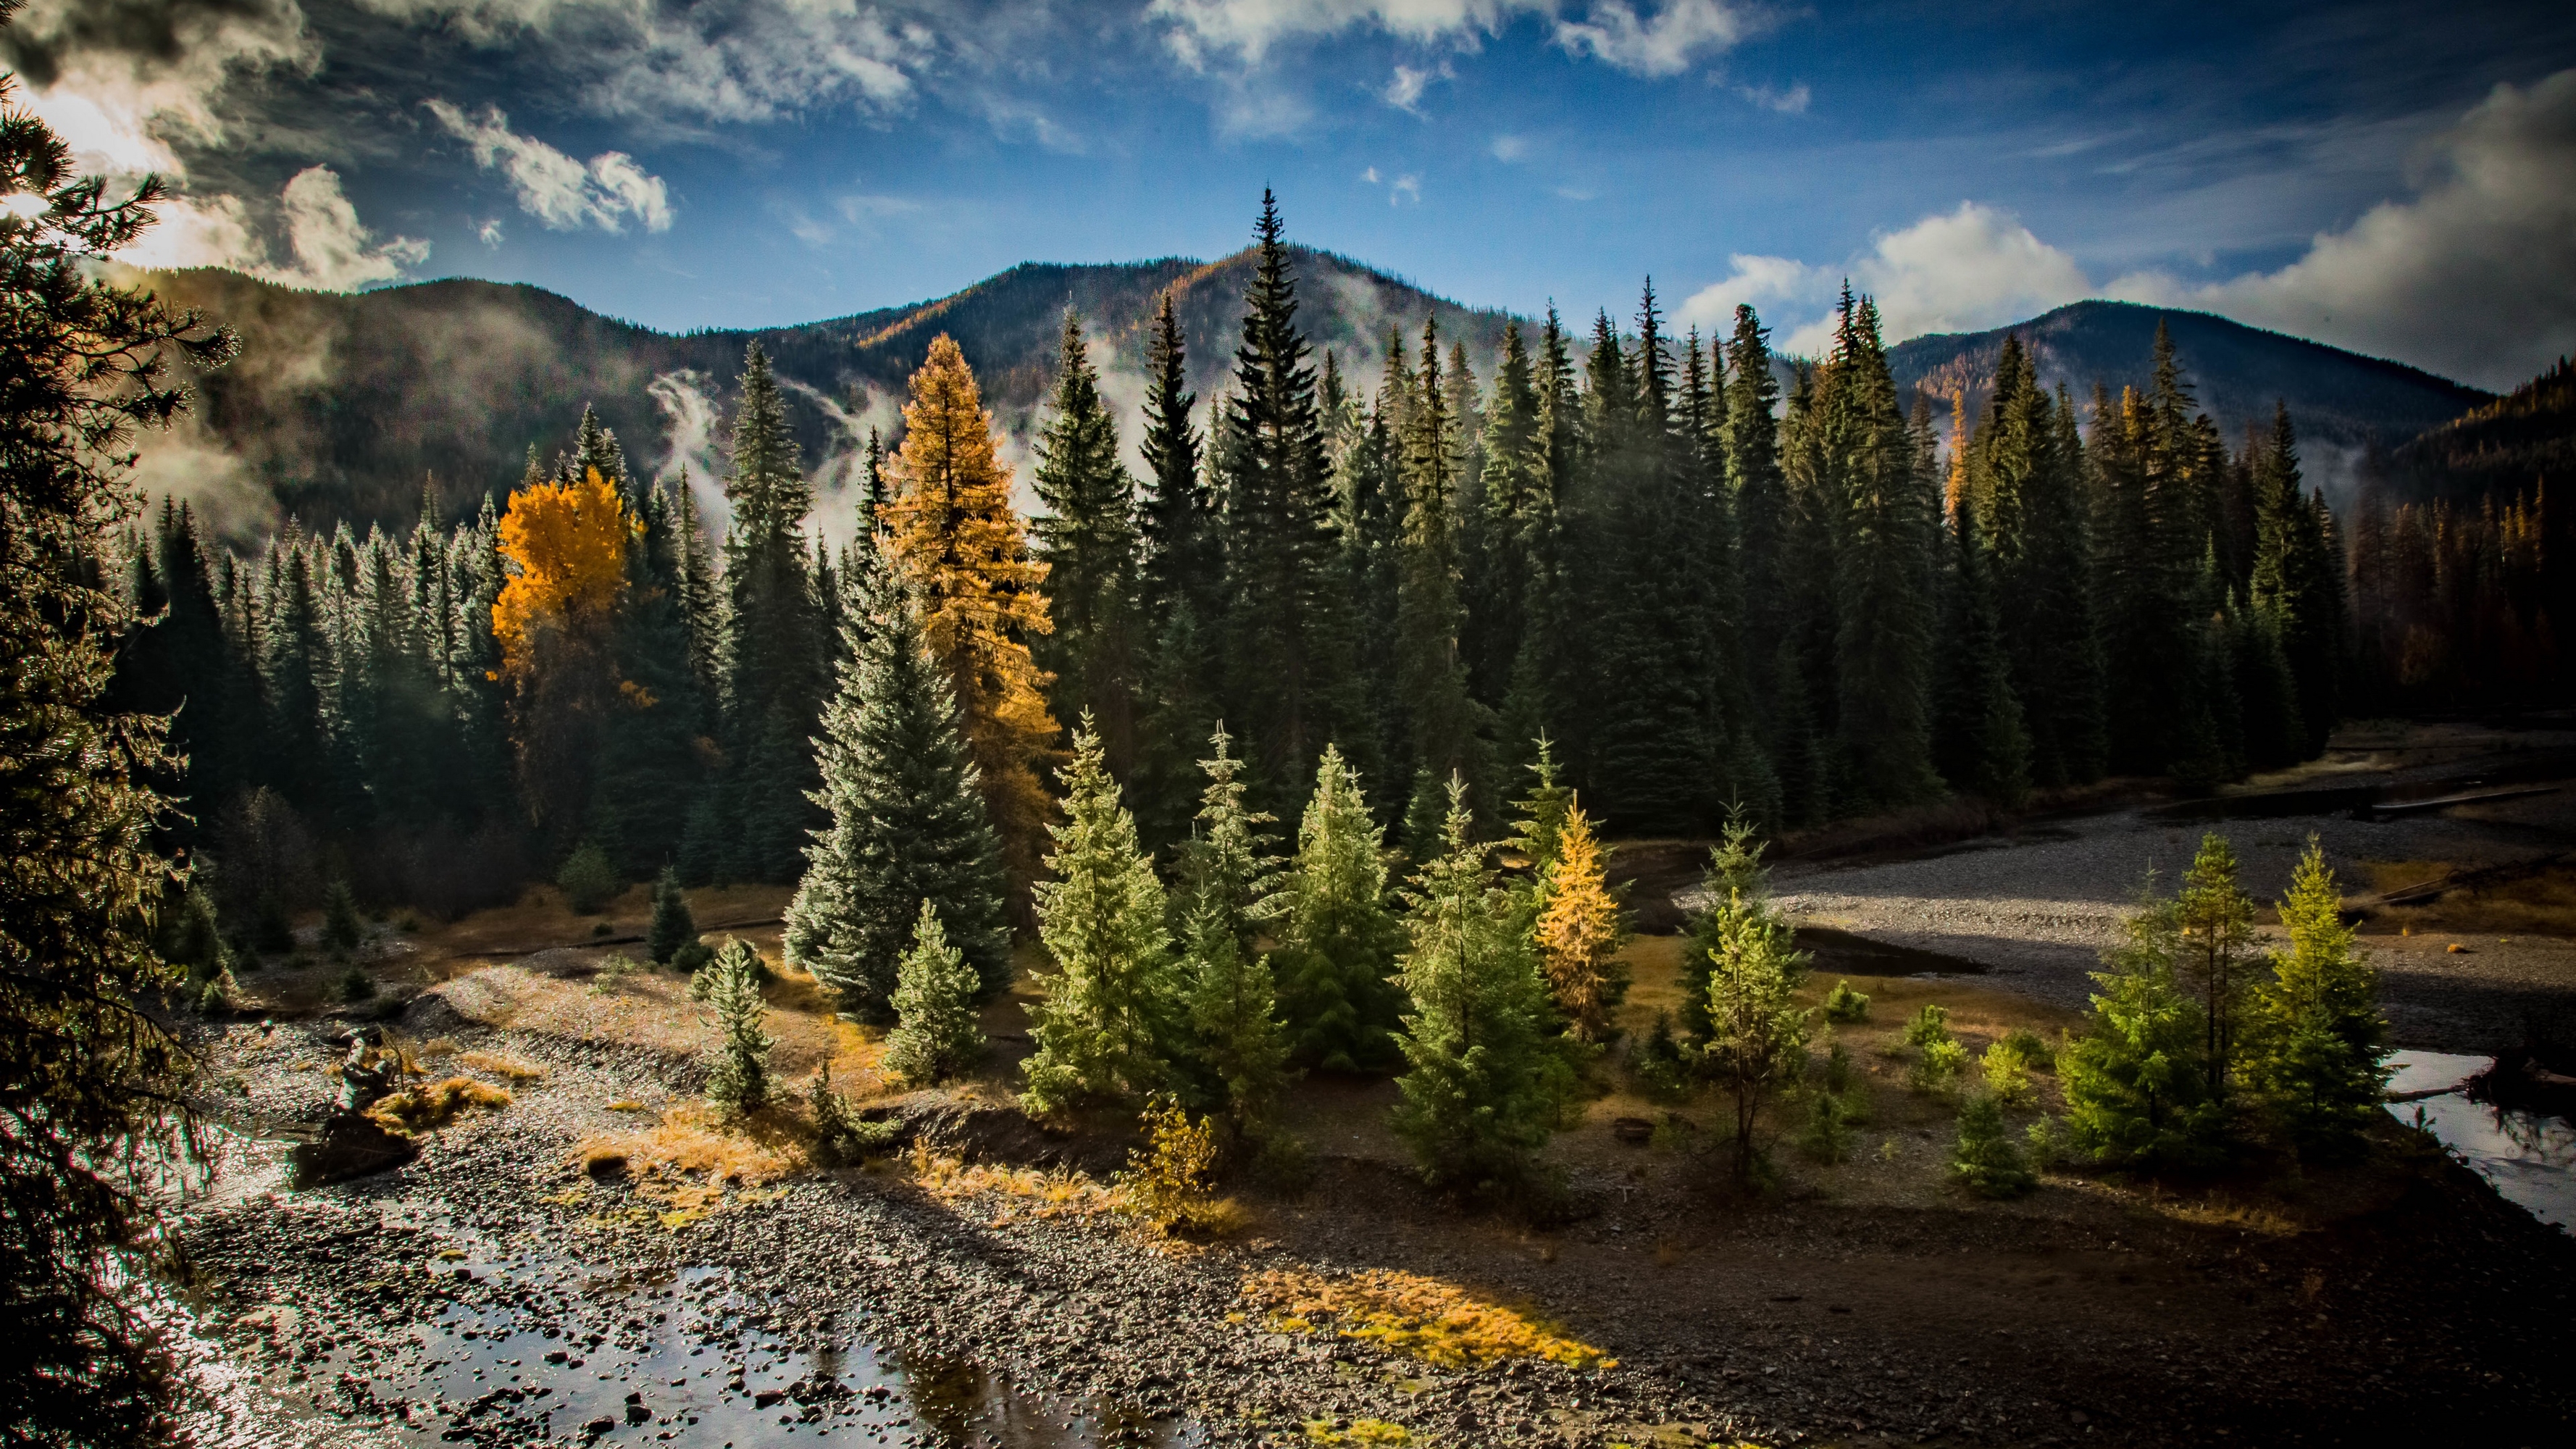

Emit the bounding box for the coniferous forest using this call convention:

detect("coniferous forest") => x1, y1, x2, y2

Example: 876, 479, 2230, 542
113, 192, 2498, 938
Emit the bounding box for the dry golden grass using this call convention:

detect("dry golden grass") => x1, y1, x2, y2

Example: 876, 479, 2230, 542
365, 1076, 512, 1134
1300, 1419, 1412, 1445
906, 1144, 1126, 1222
457, 1049, 546, 1082
2365, 859, 2576, 938
419, 1037, 459, 1058
570, 1103, 803, 1228
1240, 1267, 1614, 1369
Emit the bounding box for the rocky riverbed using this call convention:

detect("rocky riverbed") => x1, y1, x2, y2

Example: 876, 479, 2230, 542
169, 998, 2576, 1449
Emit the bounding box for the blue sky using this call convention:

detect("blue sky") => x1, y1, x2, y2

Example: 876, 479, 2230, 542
12, 0, 2575, 387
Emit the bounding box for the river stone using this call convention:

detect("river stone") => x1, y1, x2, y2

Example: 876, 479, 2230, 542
289, 1112, 418, 1188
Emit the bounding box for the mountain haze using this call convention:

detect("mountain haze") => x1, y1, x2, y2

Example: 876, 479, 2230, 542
135, 262, 2493, 538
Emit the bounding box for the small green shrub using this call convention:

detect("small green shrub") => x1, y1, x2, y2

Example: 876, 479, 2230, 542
1995, 1027, 2054, 1072
2025, 1114, 2066, 1169
556, 843, 621, 915
1822, 979, 1870, 1023
646, 867, 699, 964
196, 978, 232, 1016
1799, 1090, 1856, 1163
810, 1064, 900, 1165
589, 952, 645, 995
253, 893, 296, 954
672, 940, 714, 976
882, 902, 987, 1087
1123, 1096, 1228, 1234
337, 966, 377, 1003
1820, 1037, 1856, 1095
1980, 1042, 2035, 1106
1908, 1036, 1967, 1094
1631, 1009, 1690, 1101
1952, 1093, 2036, 1198
1902, 1002, 1952, 1049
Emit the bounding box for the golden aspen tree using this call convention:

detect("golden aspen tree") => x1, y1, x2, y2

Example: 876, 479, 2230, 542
493, 465, 630, 838
882, 334, 1060, 894
1532, 800, 1626, 1043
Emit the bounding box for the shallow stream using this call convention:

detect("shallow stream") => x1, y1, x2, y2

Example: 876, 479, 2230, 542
2383, 1049, 2576, 1232
166, 1132, 1201, 1448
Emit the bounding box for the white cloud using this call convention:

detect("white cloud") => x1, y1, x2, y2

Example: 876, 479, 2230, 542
1362, 165, 1382, 183
1490, 132, 1529, 161
1385, 61, 1451, 112
259, 165, 432, 290
363, 0, 928, 125
1391, 172, 1421, 204
101, 164, 426, 291
427, 100, 674, 233
1736, 80, 1807, 114
1149, 0, 1523, 69
1678, 204, 2091, 356
4, 0, 318, 182
2107, 69, 2576, 391
477, 217, 506, 246
1553, 0, 1754, 78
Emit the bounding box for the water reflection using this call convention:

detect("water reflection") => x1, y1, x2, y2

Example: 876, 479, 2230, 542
2384, 1049, 2576, 1232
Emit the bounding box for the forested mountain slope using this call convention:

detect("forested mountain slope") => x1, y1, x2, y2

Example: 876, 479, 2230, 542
2378, 357, 2576, 504
135, 251, 1513, 533
1890, 300, 2488, 464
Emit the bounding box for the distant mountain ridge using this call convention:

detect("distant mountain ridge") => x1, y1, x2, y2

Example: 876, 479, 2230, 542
133, 263, 2493, 537
135, 250, 1513, 535
1888, 301, 2490, 469
2380, 356, 2575, 504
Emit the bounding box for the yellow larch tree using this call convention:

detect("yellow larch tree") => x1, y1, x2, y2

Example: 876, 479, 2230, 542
493, 464, 631, 839
1533, 800, 1626, 1043
882, 333, 1061, 895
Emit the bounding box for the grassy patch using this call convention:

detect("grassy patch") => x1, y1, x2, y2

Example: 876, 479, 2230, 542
457, 1049, 546, 1082
906, 1144, 1126, 1223
1241, 1267, 1614, 1370
1302, 1419, 1410, 1445
2367, 859, 2576, 938
366, 1076, 512, 1134
570, 1103, 802, 1227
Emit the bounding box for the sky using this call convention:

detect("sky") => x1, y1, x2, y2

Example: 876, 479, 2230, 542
9, 0, 2576, 390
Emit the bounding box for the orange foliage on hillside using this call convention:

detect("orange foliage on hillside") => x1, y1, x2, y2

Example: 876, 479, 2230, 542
493, 466, 630, 679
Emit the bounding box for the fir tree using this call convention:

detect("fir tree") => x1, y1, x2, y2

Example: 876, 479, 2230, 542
2175, 832, 2258, 1104
1273, 744, 1403, 1071
714, 341, 826, 882
1024, 721, 1179, 1113
882, 333, 1060, 901
1697, 829, 1811, 1179
2246, 840, 2389, 1158
1213, 191, 1342, 787
1389, 777, 1573, 1195
646, 867, 698, 965
1951, 1093, 2036, 1197
1032, 308, 1142, 775
885, 900, 989, 1087
1184, 905, 1295, 1137
1393, 316, 1487, 818
1931, 483, 2033, 804
591, 476, 710, 874
2060, 871, 2225, 1168
702, 938, 773, 1112
785, 575, 1010, 1020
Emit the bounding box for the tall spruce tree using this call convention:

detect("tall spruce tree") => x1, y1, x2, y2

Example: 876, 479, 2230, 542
784, 574, 1011, 1020
1032, 308, 1142, 776
1393, 317, 1488, 828
712, 341, 826, 882
1213, 191, 1342, 793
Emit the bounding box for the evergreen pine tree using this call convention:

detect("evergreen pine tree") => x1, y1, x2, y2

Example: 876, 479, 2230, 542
1212, 191, 1342, 788
647, 867, 698, 964
1951, 1092, 2036, 1197
1393, 317, 1488, 822
1697, 827, 1812, 1179
1931, 483, 2033, 804
714, 342, 827, 882
1184, 905, 1295, 1137
885, 900, 990, 1086
1273, 744, 1403, 1071
1032, 308, 1142, 775
1023, 721, 1179, 1113
1389, 777, 1573, 1194
785, 575, 1010, 1020
2060, 871, 2225, 1168
702, 938, 773, 1111
2175, 831, 2259, 1105
2246, 840, 2389, 1158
